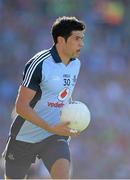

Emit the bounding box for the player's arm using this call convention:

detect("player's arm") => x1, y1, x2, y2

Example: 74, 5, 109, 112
16, 85, 50, 131
16, 85, 79, 137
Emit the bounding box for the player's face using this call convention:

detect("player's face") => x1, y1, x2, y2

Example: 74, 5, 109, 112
64, 30, 85, 58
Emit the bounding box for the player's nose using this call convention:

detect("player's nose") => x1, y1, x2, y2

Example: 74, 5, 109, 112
79, 41, 84, 48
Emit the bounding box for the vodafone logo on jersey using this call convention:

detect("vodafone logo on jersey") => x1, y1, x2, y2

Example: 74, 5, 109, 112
47, 88, 69, 108
58, 88, 70, 101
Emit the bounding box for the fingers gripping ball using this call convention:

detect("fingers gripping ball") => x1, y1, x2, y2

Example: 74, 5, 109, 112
60, 101, 91, 132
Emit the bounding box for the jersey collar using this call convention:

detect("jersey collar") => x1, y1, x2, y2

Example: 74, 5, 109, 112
50, 45, 75, 63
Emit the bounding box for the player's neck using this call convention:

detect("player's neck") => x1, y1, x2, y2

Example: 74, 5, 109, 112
56, 44, 70, 65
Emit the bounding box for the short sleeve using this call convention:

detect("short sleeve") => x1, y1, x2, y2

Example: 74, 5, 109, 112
22, 60, 43, 91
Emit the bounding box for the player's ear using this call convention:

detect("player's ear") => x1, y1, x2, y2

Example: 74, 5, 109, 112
57, 36, 65, 44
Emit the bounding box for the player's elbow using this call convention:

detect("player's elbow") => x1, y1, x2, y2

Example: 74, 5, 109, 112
15, 100, 28, 116
16, 102, 23, 115
16, 104, 22, 115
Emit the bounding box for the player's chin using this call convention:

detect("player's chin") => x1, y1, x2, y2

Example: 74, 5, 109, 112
73, 52, 80, 58
76, 50, 81, 56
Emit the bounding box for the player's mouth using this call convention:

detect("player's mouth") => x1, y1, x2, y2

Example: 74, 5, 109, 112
73, 49, 81, 58
77, 49, 80, 53
76, 49, 81, 54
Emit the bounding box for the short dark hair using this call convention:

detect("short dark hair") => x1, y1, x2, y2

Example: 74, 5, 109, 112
51, 16, 85, 44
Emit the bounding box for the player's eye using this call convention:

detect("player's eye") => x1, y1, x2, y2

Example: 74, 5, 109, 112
75, 36, 84, 41
75, 37, 80, 40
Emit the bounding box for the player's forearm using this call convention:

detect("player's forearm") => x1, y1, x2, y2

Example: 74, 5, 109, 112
16, 104, 50, 131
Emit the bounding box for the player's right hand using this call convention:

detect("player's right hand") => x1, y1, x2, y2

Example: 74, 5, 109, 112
47, 122, 80, 137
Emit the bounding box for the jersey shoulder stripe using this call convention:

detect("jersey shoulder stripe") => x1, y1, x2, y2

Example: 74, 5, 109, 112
22, 50, 51, 87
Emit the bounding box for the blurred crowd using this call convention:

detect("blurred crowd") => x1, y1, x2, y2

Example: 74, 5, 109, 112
0, 0, 130, 179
